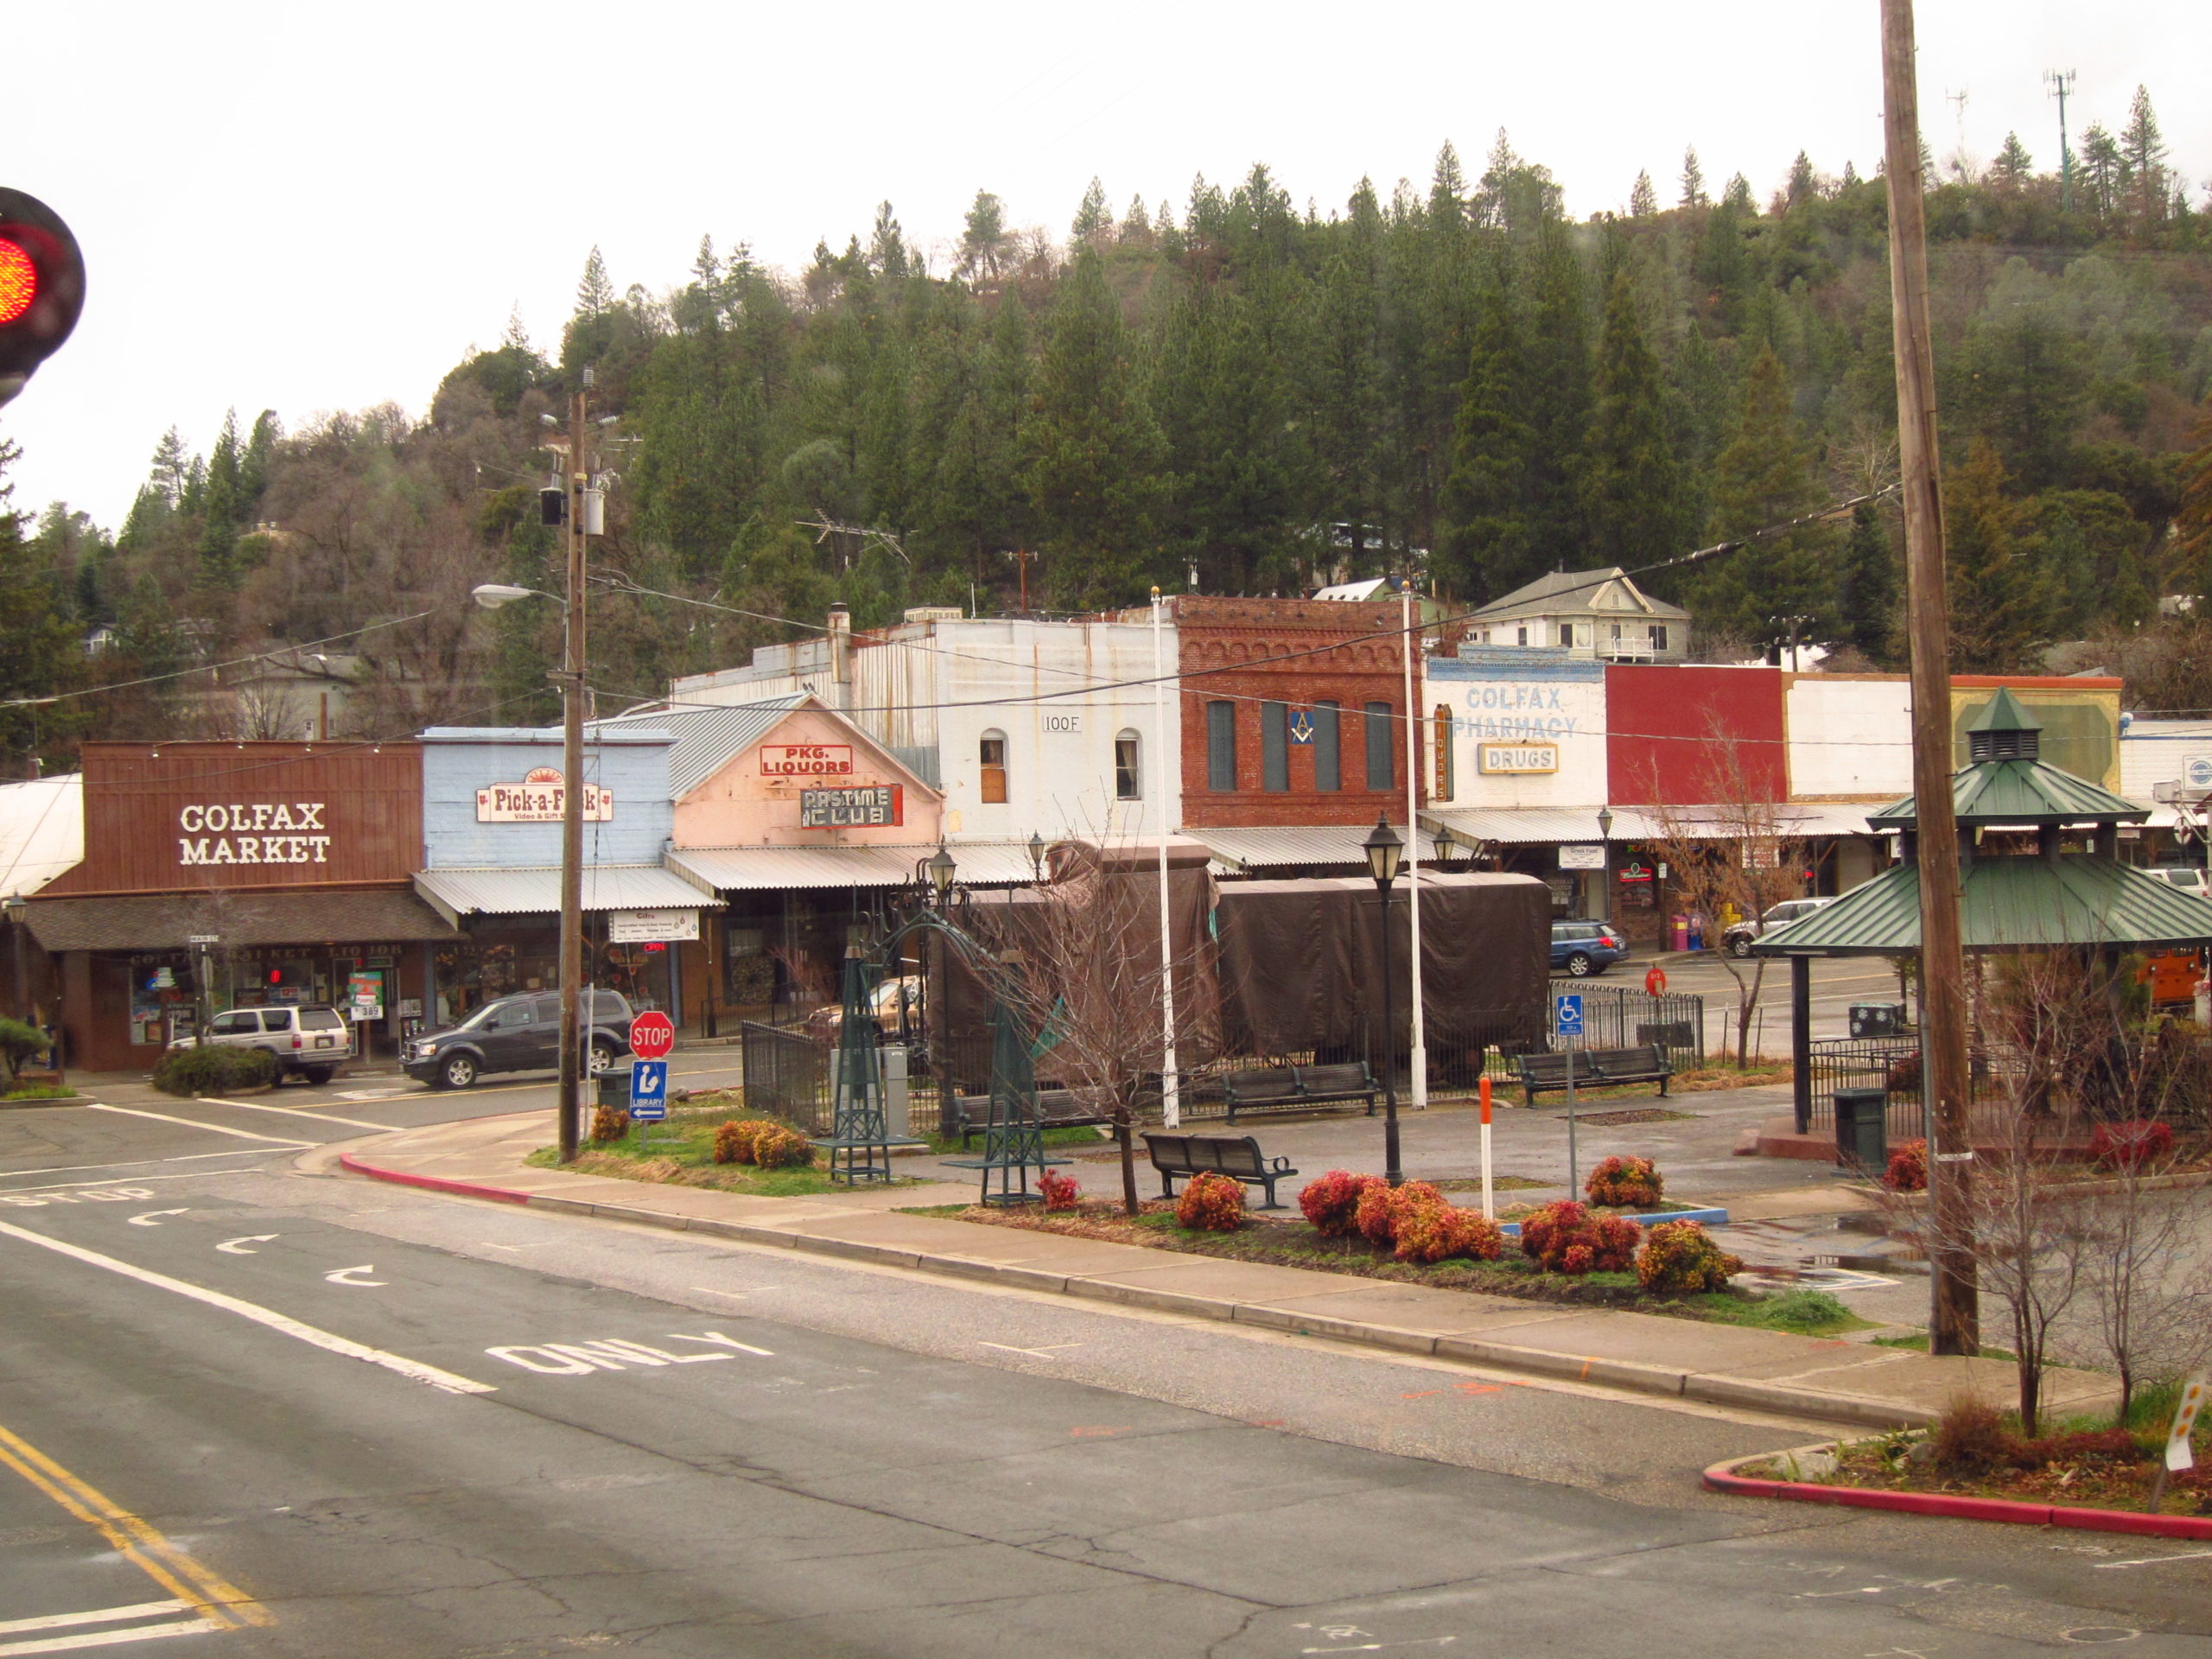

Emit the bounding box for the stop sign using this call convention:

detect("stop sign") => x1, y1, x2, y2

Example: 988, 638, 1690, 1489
628, 1010, 675, 1060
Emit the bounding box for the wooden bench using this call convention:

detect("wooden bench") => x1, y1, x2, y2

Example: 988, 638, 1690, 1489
954, 1086, 1112, 1148
1141, 1132, 1300, 1210
1221, 1062, 1377, 1122
1516, 1042, 1674, 1106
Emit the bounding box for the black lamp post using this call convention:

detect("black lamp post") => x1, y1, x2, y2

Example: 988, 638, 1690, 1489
1027, 831, 1047, 882
1363, 816, 1405, 1185
1596, 806, 1615, 924
925, 844, 957, 908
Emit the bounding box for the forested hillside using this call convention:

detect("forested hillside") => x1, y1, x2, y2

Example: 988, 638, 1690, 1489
3, 91, 2212, 772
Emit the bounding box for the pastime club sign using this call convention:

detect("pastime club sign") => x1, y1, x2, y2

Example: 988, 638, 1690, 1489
798, 785, 902, 828
476, 767, 614, 823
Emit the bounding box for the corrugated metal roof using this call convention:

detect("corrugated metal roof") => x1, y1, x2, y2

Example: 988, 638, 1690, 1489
1430, 804, 1882, 846
0, 773, 82, 896
1190, 823, 1452, 871
668, 842, 1040, 893
1870, 760, 2147, 827
27, 887, 456, 953
594, 695, 810, 800
414, 865, 711, 916
1756, 855, 2212, 956
1427, 808, 1611, 847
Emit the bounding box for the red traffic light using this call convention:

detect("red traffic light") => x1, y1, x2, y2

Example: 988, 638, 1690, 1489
0, 239, 34, 327
0, 189, 85, 406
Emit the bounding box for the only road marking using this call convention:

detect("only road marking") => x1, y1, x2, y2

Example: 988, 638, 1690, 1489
0, 1217, 493, 1395
215, 1236, 277, 1255
323, 1265, 384, 1287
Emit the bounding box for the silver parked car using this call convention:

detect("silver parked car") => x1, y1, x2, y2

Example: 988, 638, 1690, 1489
1724, 897, 1836, 957
169, 1004, 356, 1084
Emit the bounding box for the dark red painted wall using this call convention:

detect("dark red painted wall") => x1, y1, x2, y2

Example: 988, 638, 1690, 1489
1605, 664, 1786, 804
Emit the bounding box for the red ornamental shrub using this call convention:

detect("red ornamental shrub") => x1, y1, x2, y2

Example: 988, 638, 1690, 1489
1392, 1201, 1506, 1265
1353, 1180, 1449, 1249
1039, 1168, 1081, 1211
748, 1123, 815, 1169
1176, 1171, 1246, 1231
1585, 1154, 1663, 1209
1885, 1138, 1928, 1192
712, 1119, 764, 1164
1300, 1169, 1389, 1237
1518, 1200, 1640, 1275
2091, 1119, 2175, 1172
1635, 1219, 1745, 1294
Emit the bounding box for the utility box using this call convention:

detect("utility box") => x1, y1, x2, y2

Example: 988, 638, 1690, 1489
1834, 1086, 1889, 1173
1848, 1002, 1906, 1038
595, 1065, 634, 1109
881, 1043, 910, 1130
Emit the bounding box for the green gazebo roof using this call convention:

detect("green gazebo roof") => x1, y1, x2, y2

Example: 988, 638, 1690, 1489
1867, 687, 2146, 829
1754, 856, 2212, 957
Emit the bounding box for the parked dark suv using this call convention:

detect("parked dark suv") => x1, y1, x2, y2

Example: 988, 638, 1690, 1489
404, 990, 637, 1090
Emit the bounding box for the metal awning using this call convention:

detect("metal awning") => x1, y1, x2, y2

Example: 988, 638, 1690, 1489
1425, 808, 1613, 848
667, 842, 1040, 893
26, 887, 457, 953
413, 864, 713, 918
1187, 824, 1452, 874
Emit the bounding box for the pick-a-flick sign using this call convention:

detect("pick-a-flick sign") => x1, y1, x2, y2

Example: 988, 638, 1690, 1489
477, 767, 613, 823
799, 785, 901, 828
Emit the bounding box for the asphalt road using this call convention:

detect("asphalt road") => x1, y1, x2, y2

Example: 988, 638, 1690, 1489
1, 1059, 2208, 1656
1574, 951, 1911, 1052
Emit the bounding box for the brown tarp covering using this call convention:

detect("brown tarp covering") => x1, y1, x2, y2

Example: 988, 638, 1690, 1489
1211, 873, 1549, 1058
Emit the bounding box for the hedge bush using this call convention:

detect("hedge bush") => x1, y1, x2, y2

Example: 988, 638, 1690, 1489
1518, 1200, 1640, 1275
712, 1119, 766, 1164
1391, 1198, 1505, 1265
0, 1016, 50, 1082
152, 1044, 276, 1097
1300, 1169, 1388, 1237
590, 1104, 630, 1143
1884, 1137, 1928, 1192
1039, 1168, 1081, 1211
1585, 1154, 1662, 1209
1634, 1218, 1744, 1294
748, 1123, 815, 1169
1176, 1170, 1246, 1231
2091, 1118, 2175, 1172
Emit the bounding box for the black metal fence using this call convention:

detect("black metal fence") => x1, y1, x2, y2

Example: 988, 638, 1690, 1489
1803, 1035, 1924, 1141
1538, 985, 1707, 1064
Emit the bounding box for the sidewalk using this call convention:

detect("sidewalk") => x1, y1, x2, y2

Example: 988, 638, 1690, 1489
327, 1110, 2117, 1433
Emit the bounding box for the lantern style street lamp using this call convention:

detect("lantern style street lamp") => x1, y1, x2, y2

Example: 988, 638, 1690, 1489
1363, 817, 1405, 1185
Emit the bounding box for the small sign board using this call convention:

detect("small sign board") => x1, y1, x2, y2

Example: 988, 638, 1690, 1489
1555, 993, 1584, 1036
477, 768, 614, 823
760, 744, 854, 777
1478, 742, 1560, 774
2189, 757, 2212, 793
2164, 1374, 2206, 1471
1557, 844, 1605, 871
628, 1059, 669, 1122
607, 908, 701, 944
799, 785, 902, 828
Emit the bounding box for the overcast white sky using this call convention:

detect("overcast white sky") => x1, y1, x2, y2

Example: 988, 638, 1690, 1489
7, 3, 2207, 531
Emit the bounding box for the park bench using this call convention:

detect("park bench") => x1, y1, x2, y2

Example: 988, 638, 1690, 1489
1516, 1042, 1674, 1107
1141, 1131, 1300, 1210
953, 1086, 1112, 1148
1221, 1061, 1377, 1122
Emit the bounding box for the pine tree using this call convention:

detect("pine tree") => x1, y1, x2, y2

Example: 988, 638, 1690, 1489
1583, 267, 1683, 570
2079, 124, 2125, 218
958, 191, 1010, 282
1696, 346, 1835, 640
1629, 171, 1657, 218
868, 202, 910, 277
1071, 178, 1113, 249
1836, 501, 1898, 660
1991, 132, 2034, 190
1521, 220, 1592, 563
194, 410, 244, 598
575, 247, 615, 316
1785, 151, 1818, 209
2120, 86, 2169, 225
1679, 145, 1707, 210
2172, 399, 2212, 595
1022, 248, 1169, 607
1946, 439, 2050, 672
1436, 275, 1534, 602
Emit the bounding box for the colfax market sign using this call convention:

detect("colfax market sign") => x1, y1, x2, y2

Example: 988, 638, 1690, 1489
476, 767, 614, 823
177, 802, 333, 867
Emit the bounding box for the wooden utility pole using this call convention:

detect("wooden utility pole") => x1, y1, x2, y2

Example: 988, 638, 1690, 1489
1882, 0, 1978, 1352
556, 375, 591, 1162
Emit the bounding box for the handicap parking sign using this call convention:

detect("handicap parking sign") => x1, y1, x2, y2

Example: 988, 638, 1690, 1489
1554, 993, 1584, 1037
628, 1059, 669, 1122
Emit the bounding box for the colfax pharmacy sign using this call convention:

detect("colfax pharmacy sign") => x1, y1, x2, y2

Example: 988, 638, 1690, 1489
177, 802, 333, 867
476, 767, 614, 823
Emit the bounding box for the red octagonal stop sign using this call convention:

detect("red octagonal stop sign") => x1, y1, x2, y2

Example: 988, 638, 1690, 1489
628, 1010, 675, 1060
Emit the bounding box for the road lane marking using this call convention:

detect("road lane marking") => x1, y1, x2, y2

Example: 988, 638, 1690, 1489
0, 1605, 190, 1637
2094, 1549, 2212, 1569
127, 1211, 188, 1226
215, 1236, 276, 1255
192, 1097, 394, 1132
0, 1189, 159, 1209
323, 1265, 385, 1287
0, 1154, 269, 1191
0, 1618, 219, 1654
0, 1421, 270, 1632
978, 1341, 1083, 1358
486, 1330, 770, 1374
0, 1218, 493, 1395
84, 1104, 311, 1147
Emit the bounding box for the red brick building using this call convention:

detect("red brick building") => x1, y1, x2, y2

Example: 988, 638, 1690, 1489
1166, 596, 1422, 830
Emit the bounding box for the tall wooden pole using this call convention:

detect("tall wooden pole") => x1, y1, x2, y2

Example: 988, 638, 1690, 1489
556, 378, 590, 1162
1881, 0, 1977, 1353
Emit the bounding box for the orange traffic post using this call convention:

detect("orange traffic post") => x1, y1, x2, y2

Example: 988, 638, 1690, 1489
1478, 1076, 1494, 1219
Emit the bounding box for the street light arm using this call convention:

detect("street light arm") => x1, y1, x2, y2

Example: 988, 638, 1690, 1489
472, 583, 557, 611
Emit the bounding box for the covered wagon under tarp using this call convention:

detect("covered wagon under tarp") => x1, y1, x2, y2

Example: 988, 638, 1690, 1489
1211, 872, 1549, 1064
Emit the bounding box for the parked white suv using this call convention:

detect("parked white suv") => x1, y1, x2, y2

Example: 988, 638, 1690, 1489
2148, 866, 2211, 899
169, 1004, 356, 1084
1724, 897, 1835, 957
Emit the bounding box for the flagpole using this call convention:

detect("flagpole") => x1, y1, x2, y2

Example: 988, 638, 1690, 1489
1402, 582, 1427, 1110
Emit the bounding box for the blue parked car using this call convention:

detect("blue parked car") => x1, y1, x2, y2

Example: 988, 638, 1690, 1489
1550, 920, 1629, 977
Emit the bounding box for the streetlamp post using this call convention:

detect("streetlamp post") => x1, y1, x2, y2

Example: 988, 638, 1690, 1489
1, 894, 24, 1023
1596, 806, 1615, 925
1363, 817, 1405, 1185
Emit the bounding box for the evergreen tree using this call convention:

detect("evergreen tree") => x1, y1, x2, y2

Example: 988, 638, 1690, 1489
1583, 267, 1684, 571
1836, 501, 1898, 660
575, 247, 616, 316
1628, 171, 1657, 218
1946, 439, 2050, 672
1071, 178, 1113, 248
2079, 123, 2125, 219
1991, 132, 2034, 190
194, 410, 244, 599
868, 201, 911, 277
1022, 248, 1169, 607
2168, 399, 2212, 595
1521, 219, 1592, 563
2121, 86, 2169, 225
1695, 346, 1836, 640
958, 191, 1010, 282
1679, 145, 1707, 210
1436, 275, 1535, 602
0, 442, 87, 772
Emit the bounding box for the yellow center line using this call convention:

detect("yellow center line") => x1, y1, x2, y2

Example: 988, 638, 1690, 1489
0, 1421, 271, 1630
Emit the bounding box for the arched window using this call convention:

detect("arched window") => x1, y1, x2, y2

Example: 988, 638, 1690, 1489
979, 729, 1007, 804
1115, 729, 1141, 800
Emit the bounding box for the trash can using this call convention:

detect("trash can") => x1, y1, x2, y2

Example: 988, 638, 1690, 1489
595, 1065, 636, 1110
1834, 1086, 1889, 1173
1669, 913, 1689, 952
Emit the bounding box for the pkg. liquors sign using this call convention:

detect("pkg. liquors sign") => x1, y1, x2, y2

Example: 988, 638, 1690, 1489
476, 767, 614, 823
177, 801, 334, 866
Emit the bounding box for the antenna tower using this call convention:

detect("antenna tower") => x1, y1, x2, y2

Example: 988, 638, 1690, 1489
2044, 69, 2077, 211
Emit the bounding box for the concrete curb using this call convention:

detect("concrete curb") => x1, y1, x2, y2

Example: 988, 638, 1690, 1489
1704, 1448, 2212, 1538
336, 1148, 1942, 1428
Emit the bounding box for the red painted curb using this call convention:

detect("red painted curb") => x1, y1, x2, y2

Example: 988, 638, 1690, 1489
1704, 1457, 2212, 1539
338, 1152, 531, 1205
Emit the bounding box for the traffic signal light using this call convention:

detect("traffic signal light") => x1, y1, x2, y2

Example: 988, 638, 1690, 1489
0, 189, 85, 407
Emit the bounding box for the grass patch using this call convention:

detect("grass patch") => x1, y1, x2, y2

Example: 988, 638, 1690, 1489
2, 1083, 73, 1100
1575, 1109, 1702, 1127
1429, 1174, 1553, 1193
1681, 1287, 1871, 1336
520, 1104, 919, 1196
1874, 1331, 2021, 1362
